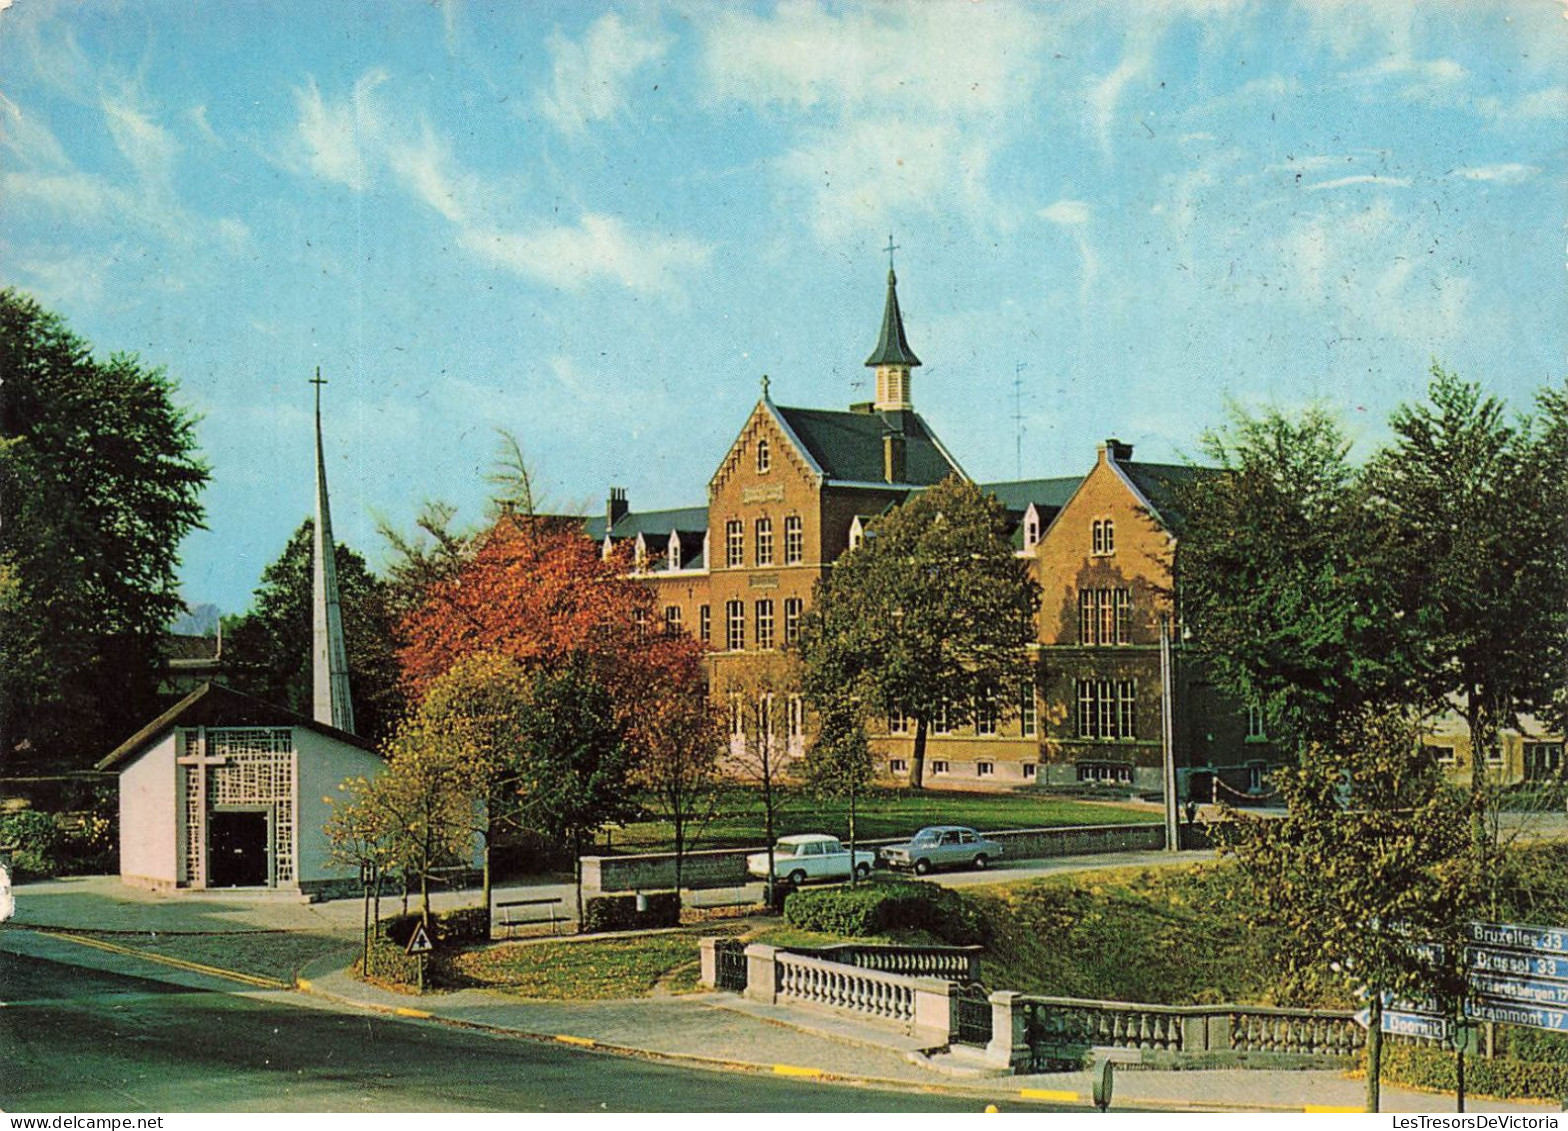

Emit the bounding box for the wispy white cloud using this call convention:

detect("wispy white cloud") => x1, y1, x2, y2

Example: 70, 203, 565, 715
1305, 174, 1411, 192
702, 1, 1046, 240
538, 13, 668, 136
1088, 23, 1158, 157
1449, 163, 1539, 184
459, 214, 710, 297
187, 104, 225, 149
1040, 200, 1091, 226
291, 71, 386, 189
385, 124, 480, 224
102, 94, 181, 187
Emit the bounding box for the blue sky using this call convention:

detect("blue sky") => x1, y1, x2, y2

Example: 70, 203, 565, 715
3, 0, 1564, 616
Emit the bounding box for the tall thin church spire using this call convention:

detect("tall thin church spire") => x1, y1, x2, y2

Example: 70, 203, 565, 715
865, 235, 920, 411
311, 369, 355, 734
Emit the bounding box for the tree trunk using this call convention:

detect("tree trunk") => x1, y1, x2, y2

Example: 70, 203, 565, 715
420, 865, 431, 927
482, 829, 493, 942
672, 797, 685, 892
1365, 993, 1382, 1113
762, 750, 777, 908
909, 716, 928, 789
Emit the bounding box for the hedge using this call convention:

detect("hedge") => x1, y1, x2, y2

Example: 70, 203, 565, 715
1378, 1043, 1568, 1102
581, 891, 681, 934
783, 879, 986, 944
383, 905, 490, 946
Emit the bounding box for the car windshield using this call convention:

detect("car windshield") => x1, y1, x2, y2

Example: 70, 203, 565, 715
911, 831, 942, 845
774, 841, 801, 855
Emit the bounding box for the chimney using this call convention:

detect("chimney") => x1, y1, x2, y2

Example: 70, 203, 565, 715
883, 430, 906, 484
606, 487, 629, 530
1101, 438, 1134, 463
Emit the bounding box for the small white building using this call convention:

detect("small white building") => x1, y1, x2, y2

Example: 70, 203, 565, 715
98, 682, 384, 898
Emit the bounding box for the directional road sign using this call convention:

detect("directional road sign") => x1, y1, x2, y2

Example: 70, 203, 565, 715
1465, 922, 1568, 958
1353, 1008, 1452, 1041
1465, 999, 1568, 1034
1469, 973, 1568, 1010
1467, 946, 1568, 983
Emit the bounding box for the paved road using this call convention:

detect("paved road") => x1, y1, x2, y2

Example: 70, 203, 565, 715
0, 947, 1035, 1113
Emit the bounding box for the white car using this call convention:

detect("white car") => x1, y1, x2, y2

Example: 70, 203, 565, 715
0, 859, 12, 923
747, 834, 877, 885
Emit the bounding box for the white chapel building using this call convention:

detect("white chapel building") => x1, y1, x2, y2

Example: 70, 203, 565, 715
99, 375, 383, 898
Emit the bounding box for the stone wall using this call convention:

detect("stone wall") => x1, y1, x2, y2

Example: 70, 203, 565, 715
582, 821, 1168, 892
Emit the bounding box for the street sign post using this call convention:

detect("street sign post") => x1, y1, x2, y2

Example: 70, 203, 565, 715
1466, 922, 1568, 957
406, 921, 435, 994
1353, 1007, 1453, 1041
1465, 999, 1568, 1034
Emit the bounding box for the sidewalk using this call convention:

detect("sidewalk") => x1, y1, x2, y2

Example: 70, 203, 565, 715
292, 952, 1557, 1114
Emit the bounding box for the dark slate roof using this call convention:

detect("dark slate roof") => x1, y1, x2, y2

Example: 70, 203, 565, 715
97, 682, 378, 771
165, 633, 221, 663
864, 269, 921, 368
580, 505, 708, 543
1119, 462, 1215, 531
773, 406, 960, 486
981, 477, 1084, 513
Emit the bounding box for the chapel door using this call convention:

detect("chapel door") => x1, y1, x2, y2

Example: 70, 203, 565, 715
208, 810, 270, 887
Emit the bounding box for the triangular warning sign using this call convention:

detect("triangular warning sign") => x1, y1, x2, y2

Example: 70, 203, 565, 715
405, 922, 435, 955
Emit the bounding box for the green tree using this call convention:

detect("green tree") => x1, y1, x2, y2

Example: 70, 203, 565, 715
802, 694, 875, 886
0, 290, 208, 771
1215, 711, 1484, 1112
1529, 381, 1568, 738
223, 520, 404, 745
800, 476, 1039, 788
511, 658, 637, 925
1175, 404, 1411, 747
1366, 367, 1568, 805
412, 651, 536, 932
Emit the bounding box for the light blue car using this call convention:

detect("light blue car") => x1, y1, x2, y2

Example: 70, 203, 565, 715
879, 826, 1003, 875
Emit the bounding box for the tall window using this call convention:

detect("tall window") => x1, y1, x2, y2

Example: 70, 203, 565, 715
1092, 518, 1116, 555
664, 605, 682, 636
1020, 680, 1037, 738
975, 693, 997, 735
888, 708, 909, 734
755, 517, 774, 565
726, 519, 744, 567
668, 536, 681, 571
756, 438, 771, 473
1079, 588, 1132, 645
1246, 705, 1267, 741
1075, 679, 1136, 740
787, 696, 804, 741
633, 608, 648, 643
757, 694, 774, 746
933, 698, 952, 735
1024, 513, 1040, 549
755, 599, 775, 650
699, 605, 711, 644
784, 597, 803, 645
784, 515, 803, 563
726, 600, 745, 651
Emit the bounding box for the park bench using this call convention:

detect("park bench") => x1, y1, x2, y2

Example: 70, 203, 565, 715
495, 896, 565, 937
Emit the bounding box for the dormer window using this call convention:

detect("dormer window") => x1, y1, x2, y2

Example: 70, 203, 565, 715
1023, 505, 1041, 551
634, 533, 648, 571
756, 438, 771, 474
668, 533, 681, 572
1092, 518, 1116, 556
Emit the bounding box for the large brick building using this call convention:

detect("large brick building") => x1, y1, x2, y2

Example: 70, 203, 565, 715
585, 264, 1286, 799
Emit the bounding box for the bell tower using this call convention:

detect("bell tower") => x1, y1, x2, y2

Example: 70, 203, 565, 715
864, 235, 921, 412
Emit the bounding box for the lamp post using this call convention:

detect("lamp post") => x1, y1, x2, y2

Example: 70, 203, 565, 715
1159, 614, 1179, 853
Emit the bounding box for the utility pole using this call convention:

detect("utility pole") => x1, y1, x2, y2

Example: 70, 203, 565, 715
1012, 362, 1027, 479
1160, 614, 1180, 853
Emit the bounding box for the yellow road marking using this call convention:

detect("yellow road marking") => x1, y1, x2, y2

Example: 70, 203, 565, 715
555, 1034, 596, 1047
394, 1006, 432, 1018
295, 978, 313, 991
1303, 1106, 1362, 1114
39, 930, 287, 990
772, 1065, 823, 1078
1020, 1088, 1079, 1102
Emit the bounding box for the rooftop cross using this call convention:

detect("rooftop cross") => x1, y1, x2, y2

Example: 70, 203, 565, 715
884, 233, 899, 273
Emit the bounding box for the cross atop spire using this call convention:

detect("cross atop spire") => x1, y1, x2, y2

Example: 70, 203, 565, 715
760, 373, 771, 401
864, 247, 921, 371
884, 233, 899, 273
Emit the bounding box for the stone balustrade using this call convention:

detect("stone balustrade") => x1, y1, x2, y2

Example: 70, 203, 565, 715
739, 943, 956, 1039
790, 943, 983, 982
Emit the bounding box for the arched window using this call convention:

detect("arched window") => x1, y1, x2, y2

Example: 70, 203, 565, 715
756, 438, 771, 473
1092, 518, 1116, 555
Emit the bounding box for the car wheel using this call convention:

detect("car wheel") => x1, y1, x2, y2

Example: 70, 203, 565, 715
914, 859, 931, 876
973, 854, 989, 871
854, 862, 871, 880
788, 869, 807, 886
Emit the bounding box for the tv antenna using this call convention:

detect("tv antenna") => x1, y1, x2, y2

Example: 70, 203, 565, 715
1012, 362, 1028, 479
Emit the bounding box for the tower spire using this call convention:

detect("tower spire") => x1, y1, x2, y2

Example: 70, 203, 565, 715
865, 236, 920, 411
311, 369, 356, 735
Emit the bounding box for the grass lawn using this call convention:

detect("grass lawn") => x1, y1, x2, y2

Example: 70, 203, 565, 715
448, 926, 748, 999
606, 786, 1156, 854
108, 930, 348, 983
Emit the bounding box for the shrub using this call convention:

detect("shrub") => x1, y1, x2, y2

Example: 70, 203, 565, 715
0, 810, 65, 878
1378, 1043, 1568, 1102
580, 891, 682, 934
783, 880, 986, 945
383, 905, 490, 946
356, 936, 426, 989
